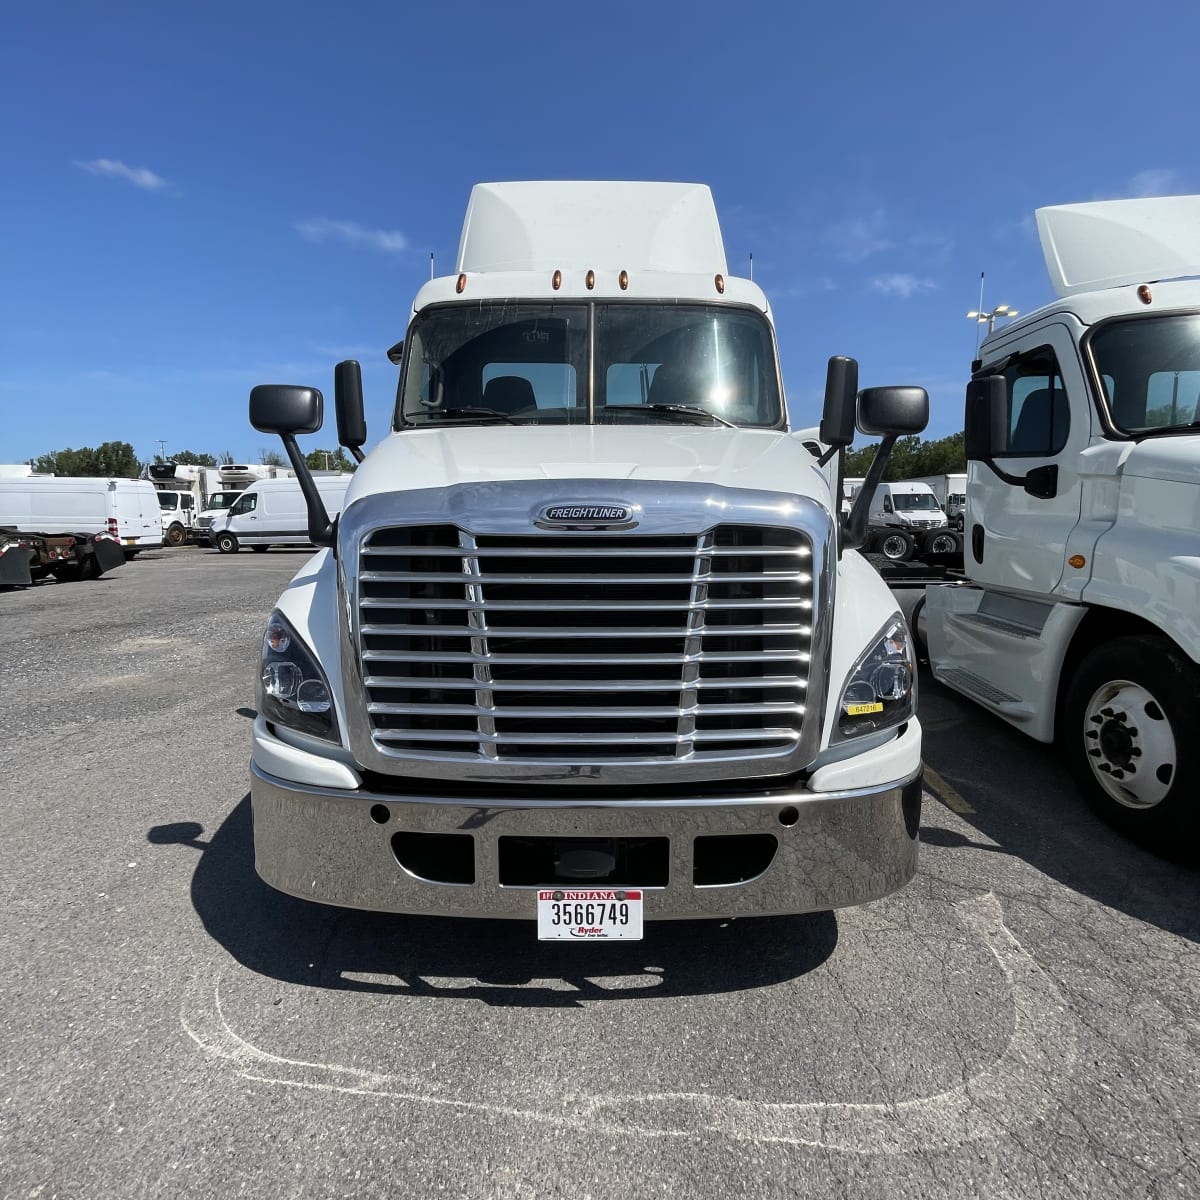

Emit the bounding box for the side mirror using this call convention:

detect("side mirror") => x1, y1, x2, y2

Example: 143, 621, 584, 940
819, 356, 858, 450
249, 385, 323, 435
883, 499, 893, 513
386, 340, 405, 366
334, 361, 367, 463
964, 375, 1008, 460
858, 386, 928, 437
247, 384, 333, 547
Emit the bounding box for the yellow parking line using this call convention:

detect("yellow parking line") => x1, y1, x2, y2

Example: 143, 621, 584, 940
924, 765, 975, 814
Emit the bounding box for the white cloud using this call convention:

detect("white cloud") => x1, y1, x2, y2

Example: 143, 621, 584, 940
1128, 169, 1180, 198
823, 210, 890, 262
871, 273, 937, 299
73, 158, 171, 192
294, 218, 407, 254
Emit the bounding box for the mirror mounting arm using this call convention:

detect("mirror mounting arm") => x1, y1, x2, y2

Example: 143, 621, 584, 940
278, 432, 335, 548
841, 434, 897, 553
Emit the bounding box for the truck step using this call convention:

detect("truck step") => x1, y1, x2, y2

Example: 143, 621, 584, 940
938, 668, 1032, 715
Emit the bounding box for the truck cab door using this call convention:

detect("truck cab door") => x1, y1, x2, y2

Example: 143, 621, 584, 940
967, 320, 1089, 597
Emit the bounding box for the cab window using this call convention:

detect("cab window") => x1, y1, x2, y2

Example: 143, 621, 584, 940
998, 348, 1070, 457
231, 492, 257, 515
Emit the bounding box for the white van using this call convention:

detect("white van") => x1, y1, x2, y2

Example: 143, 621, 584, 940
212, 476, 352, 553
866, 481, 947, 532
0, 476, 162, 556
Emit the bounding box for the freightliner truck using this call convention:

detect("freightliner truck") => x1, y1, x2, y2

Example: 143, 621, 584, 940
247, 181, 929, 939
920, 195, 1200, 852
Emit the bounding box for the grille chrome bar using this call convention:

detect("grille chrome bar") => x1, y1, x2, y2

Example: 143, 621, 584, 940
341, 484, 830, 782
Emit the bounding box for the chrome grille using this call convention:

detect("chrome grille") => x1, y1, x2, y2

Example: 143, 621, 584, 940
355, 524, 813, 765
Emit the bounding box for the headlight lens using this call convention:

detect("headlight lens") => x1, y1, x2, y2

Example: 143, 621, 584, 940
834, 613, 916, 741
258, 611, 339, 741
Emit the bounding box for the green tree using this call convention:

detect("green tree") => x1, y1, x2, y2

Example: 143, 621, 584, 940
304, 448, 356, 473
844, 431, 966, 481
32, 441, 142, 477
153, 450, 218, 467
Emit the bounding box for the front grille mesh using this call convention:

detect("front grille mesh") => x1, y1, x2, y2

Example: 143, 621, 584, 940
356, 524, 813, 764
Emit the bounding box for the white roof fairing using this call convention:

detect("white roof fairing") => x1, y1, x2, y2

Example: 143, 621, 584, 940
1037, 195, 1200, 298
456, 181, 729, 275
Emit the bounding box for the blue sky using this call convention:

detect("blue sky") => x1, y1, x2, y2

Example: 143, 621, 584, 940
2, 0, 1197, 465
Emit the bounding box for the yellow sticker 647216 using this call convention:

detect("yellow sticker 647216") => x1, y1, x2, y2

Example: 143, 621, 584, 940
845, 701, 884, 716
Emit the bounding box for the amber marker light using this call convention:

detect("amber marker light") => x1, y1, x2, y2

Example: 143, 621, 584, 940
586, 269, 595, 290
1137, 284, 1153, 305
456, 273, 467, 294
552, 269, 562, 290
714, 273, 725, 294
1068, 554, 1086, 569
619, 270, 629, 290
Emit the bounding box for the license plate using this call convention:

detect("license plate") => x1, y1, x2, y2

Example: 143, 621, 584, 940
536, 889, 643, 941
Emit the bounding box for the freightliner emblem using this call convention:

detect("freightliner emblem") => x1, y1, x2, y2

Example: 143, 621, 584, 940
536, 503, 637, 529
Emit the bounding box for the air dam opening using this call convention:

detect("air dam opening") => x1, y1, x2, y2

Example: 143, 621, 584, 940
391, 832, 475, 884
693, 834, 779, 886
498, 836, 669, 887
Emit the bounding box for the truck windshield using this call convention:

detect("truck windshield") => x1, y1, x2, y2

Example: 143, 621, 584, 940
893, 493, 939, 511
157, 494, 178, 510
1090, 313, 1200, 434
207, 492, 239, 511
396, 302, 783, 429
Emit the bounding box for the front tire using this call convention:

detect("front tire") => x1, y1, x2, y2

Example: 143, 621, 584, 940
166, 522, 186, 547
1062, 635, 1198, 853
216, 532, 239, 554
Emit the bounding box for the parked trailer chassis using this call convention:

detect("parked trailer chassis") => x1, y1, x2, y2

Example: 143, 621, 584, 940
0, 528, 126, 588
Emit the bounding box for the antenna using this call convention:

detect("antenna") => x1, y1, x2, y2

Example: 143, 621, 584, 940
157, 439, 167, 461
749, 252, 754, 281
430, 252, 434, 280
974, 272, 985, 353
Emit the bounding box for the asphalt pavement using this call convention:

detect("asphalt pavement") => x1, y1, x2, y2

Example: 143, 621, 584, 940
1, 548, 1197, 1199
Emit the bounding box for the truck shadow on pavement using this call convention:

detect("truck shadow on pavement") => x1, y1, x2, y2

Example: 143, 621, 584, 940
918, 667, 1200, 945
148, 797, 839, 1007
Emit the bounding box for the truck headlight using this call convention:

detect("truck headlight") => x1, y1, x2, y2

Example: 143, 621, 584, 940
258, 611, 339, 742
834, 613, 916, 741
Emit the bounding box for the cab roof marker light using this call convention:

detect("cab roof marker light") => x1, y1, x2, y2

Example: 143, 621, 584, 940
456, 273, 467, 294
1137, 284, 1153, 304
715, 274, 725, 294
619, 270, 629, 290
586, 269, 596, 290
552, 269, 562, 290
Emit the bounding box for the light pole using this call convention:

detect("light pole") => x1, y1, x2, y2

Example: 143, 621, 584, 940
967, 303, 1020, 336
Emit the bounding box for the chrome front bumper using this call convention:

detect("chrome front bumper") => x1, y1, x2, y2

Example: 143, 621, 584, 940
250, 761, 921, 920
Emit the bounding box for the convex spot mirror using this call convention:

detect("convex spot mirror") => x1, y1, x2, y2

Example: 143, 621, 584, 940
250, 385, 323, 436
857, 386, 929, 437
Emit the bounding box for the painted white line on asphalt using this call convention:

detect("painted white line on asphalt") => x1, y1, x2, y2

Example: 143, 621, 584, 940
181, 891, 1076, 1153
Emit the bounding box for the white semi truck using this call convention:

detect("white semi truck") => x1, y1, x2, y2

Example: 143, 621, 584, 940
921, 195, 1200, 851
245, 181, 930, 938
905, 473, 967, 531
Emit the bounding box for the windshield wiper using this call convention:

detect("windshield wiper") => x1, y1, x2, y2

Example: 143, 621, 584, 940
601, 404, 735, 428
415, 407, 519, 426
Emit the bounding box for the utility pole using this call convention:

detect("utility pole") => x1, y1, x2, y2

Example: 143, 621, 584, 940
157, 439, 167, 462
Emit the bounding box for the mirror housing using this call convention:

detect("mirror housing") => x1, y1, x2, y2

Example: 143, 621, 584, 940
247, 383, 334, 548
249, 385, 323, 436
335, 360, 367, 463
964, 375, 1007, 461
857, 386, 929, 437
819, 356, 858, 451
386, 340, 405, 366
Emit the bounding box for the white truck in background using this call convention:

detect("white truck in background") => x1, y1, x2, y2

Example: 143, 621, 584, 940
905, 472, 967, 531
243, 180, 932, 938
920, 194, 1200, 852
147, 462, 295, 544
847, 478, 960, 563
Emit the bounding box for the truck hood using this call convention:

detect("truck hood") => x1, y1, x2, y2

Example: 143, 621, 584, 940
343, 426, 829, 506
1121, 435, 1200, 486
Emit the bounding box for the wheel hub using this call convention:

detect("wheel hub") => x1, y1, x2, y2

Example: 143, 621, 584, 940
1083, 680, 1176, 809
